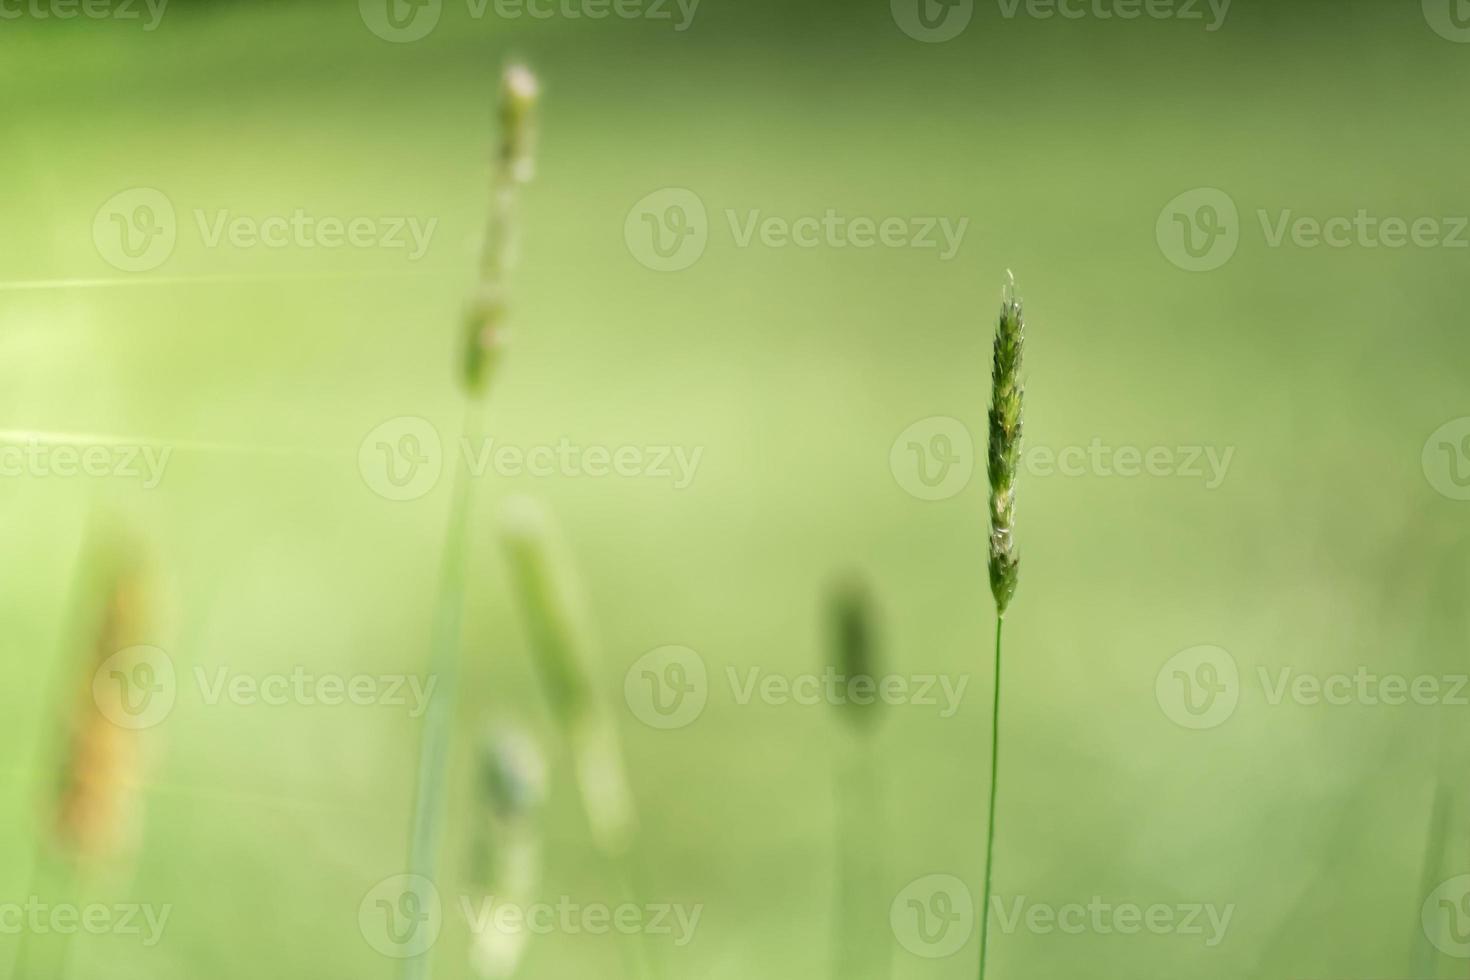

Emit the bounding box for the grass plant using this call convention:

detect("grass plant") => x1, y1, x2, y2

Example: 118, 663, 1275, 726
401, 62, 538, 980
980, 272, 1025, 980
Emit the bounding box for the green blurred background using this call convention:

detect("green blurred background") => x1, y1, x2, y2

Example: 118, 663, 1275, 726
2, 0, 1469, 976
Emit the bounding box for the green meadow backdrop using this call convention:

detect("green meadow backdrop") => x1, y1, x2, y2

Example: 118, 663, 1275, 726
1, 0, 1468, 977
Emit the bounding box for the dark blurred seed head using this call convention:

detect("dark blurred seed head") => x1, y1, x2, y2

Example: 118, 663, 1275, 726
829, 572, 882, 731
476, 725, 548, 822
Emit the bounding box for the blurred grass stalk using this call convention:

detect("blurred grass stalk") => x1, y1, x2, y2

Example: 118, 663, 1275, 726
13, 522, 163, 980
827, 574, 888, 980
980, 273, 1025, 980
402, 63, 538, 980
500, 498, 651, 980
1410, 534, 1470, 977
469, 727, 547, 979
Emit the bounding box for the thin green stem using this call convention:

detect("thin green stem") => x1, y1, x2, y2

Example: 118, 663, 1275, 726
611, 852, 656, 980
401, 404, 483, 980
833, 733, 885, 980
978, 616, 1003, 980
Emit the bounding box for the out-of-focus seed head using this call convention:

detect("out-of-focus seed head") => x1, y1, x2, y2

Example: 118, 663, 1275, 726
828, 572, 883, 731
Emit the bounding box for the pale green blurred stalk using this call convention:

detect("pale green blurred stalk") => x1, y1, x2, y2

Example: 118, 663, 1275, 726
468, 727, 547, 979
401, 63, 538, 980
14, 522, 162, 980
500, 498, 652, 980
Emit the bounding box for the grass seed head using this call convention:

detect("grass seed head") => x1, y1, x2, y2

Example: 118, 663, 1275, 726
54, 535, 160, 863
476, 724, 548, 823
987, 272, 1025, 616
462, 63, 540, 398
500, 497, 638, 857
828, 572, 882, 731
